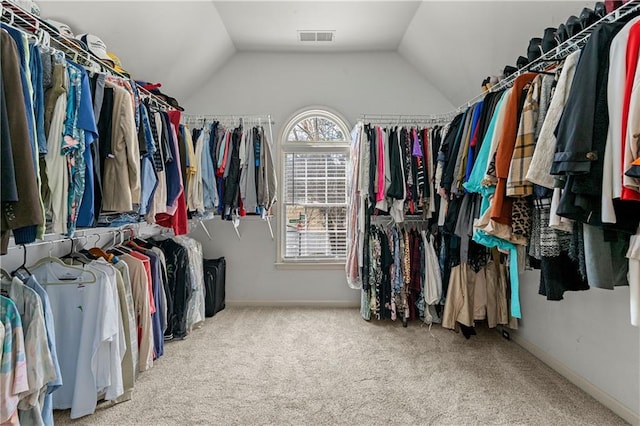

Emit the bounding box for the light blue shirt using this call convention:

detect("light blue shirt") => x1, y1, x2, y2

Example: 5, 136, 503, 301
20, 273, 62, 426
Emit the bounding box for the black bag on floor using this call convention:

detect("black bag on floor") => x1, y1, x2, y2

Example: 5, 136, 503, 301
203, 257, 226, 317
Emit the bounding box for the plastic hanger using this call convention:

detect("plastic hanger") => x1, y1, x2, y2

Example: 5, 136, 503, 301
110, 244, 130, 255
133, 234, 149, 246
30, 253, 97, 284
90, 233, 102, 247
37, 28, 55, 55
57, 237, 91, 265
10, 244, 31, 277
125, 239, 147, 253
1, 268, 11, 281
111, 229, 132, 254
59, 238, 76, 261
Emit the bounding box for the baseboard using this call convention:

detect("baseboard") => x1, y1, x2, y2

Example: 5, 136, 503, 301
512, 333, 639, 425
225, 300, 360, 308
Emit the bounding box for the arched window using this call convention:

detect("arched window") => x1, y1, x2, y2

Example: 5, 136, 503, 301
280, 109, 351, 263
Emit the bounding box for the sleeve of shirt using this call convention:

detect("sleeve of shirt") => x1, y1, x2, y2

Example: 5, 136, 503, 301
120, 91, 141, 204
76, 70, 99, 145
551, 27, 602, 175
1, 298, 29, 423
507, 77, 541, 197
18, 288, 57, 409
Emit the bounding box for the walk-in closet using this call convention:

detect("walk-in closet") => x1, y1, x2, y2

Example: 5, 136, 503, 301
1, 1, 639, 424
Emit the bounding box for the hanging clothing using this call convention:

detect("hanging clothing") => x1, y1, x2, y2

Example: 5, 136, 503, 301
1, 295, 29, 425
149, 237, 193, 340
19, 273, 62, 426
43, 63, 70, 236
111, 261, 137, 404
552, 19, 638, 228
526, 52, 581, 190
0, 29, 43, 254
1, 277, 56, 426
31, 261, 121, 419
101, 81, 140, 213
490, 72, 536, 226
119, 254, 154, 373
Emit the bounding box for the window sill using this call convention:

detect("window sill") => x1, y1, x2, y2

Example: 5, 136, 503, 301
275, 262, 345, 270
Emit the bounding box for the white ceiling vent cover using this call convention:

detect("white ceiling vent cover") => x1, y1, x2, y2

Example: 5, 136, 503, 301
298, 31, 335, 42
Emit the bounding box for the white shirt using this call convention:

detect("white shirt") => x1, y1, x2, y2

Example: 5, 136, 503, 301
33, 261, 119, 419
602, 16, 640, 223
87, 261, 125, 401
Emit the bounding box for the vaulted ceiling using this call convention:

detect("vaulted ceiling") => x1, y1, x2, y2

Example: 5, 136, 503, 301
38, 1, 594, 109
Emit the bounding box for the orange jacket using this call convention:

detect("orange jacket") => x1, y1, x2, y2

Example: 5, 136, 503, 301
490, 73, 537, 225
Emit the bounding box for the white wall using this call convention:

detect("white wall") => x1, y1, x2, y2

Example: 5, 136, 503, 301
38, 1, 235, 102
184, 51, 454, 304
184, 51, 454, 124
513, 271, 640, 423
399, 1, 594, 106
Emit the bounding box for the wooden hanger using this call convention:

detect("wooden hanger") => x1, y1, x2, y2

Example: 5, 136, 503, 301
88, 247, 118, 264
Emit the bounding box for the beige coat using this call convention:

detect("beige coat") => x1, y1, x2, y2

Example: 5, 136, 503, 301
101, 81, 140, 212
526, 51, 580, 190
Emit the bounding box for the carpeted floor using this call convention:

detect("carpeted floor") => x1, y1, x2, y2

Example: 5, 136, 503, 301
54, 307, 625, 425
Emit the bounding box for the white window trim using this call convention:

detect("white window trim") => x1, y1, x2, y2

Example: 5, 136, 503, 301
277, 107, 351, 266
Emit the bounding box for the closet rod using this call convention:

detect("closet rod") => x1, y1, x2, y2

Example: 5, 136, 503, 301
371, 215, 430, 221
361, 114, 456, 125
182, 112, 277, 186
370, 215, 432, 227
2, 223, 170, 253
432, 1, 640, 120
4, 234, 101, 253
0, 0, 176, 112
182, 114, 274, 125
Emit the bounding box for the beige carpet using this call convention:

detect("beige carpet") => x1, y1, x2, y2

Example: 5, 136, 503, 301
54, 307, 625, 425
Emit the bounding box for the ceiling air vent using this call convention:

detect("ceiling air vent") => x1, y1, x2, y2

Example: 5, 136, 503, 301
298, 30, 335, 42
315, 32, 334, 42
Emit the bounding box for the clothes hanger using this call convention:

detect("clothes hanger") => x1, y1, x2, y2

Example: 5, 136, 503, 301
59, 238, 76, 261
1, 268, 12, 281
111, 230, 132, 254
2, 7, 16, 26
132, 231, 150, 245
98, 231, 123, 258
110, 244, 130, 255
79, 248, 98, 261
29, 244, 97, 284
88, 234, 118, 263
120, 227, 140, 249
89, 247, 117, 263
58, 237, 92, 265
90, 233, 102, 247
68, 236, 95, 265
125, 238, 148, 253
10, 244, 31, 277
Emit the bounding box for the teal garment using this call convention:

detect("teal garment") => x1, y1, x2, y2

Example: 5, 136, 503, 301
463, 91, 508, 195
470, 179, 521, 319
472, 231, 520, 318
62, 64, 86, 237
